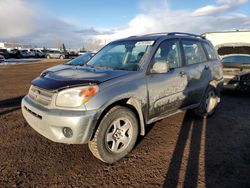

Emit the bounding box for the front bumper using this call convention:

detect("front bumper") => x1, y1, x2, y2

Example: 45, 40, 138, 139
21, 96, 99, 144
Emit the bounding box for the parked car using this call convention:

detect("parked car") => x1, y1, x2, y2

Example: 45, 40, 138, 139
222, 54, 250, 90
69, 51, 78, 57
0, 55, 5, 62
8, 49, 20, 58
22, 32, 223, 163
0, 48, 9, 58
19, 50, 29, 58
33, 50, 45, 58
26, 49, 35, 57
46, 50, 66, 59
78, 50, 87, 56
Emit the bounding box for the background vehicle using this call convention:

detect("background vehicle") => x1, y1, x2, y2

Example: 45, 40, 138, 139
0, 55, 5, 62
27, 49, 36, 58
19, 50, 29, 58
33, 50, 45, 58
0, 49, 9, 58
8, 49, 20, 58
46, 50, 66, 59
68, 51, 78, 58
222, 54, 250, 90
78, 50, 87, 55
22, 32, 223, 164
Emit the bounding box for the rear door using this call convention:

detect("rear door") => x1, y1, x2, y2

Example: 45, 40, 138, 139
147, 39, 189, 120
180, 39, 211, 106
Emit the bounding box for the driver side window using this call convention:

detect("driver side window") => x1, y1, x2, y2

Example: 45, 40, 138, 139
153, 39, 181, 69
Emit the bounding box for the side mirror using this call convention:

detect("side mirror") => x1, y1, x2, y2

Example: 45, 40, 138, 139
151, 60, 169, 74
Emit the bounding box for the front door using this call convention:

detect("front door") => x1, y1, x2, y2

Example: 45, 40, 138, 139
147, 39, 188, 120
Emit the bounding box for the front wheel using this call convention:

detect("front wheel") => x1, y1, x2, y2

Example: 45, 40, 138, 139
194, 86, 219, 117
88, 106, 138, 164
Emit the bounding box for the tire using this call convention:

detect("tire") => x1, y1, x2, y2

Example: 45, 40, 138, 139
194, 85, 219, 117
46, 55, 50, 59
88, 106, 138, 164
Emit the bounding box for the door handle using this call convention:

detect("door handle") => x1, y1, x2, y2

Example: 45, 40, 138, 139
179, 71, 186, 77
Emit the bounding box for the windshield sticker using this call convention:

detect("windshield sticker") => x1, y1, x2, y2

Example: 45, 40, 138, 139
135, 41, 155, 46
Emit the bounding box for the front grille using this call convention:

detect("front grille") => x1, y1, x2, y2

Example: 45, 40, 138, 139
28, 85, 54, 106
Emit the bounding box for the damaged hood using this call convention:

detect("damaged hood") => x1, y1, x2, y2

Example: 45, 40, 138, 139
32, 65, 130, 90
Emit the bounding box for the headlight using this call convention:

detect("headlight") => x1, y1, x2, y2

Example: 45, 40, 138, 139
56, 85, 99, 107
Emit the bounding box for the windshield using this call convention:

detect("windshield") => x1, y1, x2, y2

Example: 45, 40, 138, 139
86, 40, 153, 71
66, 53, 93, 66
222, 55, 250, 64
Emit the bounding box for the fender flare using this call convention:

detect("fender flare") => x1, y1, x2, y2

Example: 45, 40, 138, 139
127, 98, 145, 136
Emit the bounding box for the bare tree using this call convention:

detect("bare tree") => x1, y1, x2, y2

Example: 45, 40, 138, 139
53, 38, 62, 49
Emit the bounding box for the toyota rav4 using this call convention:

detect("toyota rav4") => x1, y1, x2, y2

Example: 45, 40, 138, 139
22, 32, 223, 163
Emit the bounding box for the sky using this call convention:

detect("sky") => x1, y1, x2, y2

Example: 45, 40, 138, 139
0, 0, 250, 50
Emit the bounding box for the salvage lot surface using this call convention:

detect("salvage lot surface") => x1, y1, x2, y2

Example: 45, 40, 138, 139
0, 60, 250, 187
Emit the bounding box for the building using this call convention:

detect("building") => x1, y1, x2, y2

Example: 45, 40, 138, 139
0, 42, 32, 50
203, 30, 250, 48
203, 30, 250, 56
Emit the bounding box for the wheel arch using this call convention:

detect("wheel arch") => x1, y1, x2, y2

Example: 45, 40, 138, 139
90, 97, 146, 141
209, 79, 223, 98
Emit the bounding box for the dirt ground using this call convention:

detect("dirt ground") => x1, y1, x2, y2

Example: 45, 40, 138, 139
0, 60, 250, 187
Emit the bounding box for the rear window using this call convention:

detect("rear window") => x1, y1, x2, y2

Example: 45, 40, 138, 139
203, 42, 218, 60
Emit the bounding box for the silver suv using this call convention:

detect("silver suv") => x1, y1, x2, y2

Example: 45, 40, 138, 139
22, 32, 223, 163
46, 50, 65, 59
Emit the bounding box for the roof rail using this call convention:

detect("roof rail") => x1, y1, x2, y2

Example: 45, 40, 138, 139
168, 32, 206, 39
142, 32, 168, 36
128, 35, 138, 38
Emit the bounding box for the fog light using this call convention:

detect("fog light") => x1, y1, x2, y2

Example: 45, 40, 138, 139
62, 127, 73, 138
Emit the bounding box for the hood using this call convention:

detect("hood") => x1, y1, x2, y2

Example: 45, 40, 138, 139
32, 65, 130, 90
217, 43, 250, 56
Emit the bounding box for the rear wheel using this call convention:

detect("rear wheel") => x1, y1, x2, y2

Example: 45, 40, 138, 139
195, 86, 219, 117
88, 106, 138, 164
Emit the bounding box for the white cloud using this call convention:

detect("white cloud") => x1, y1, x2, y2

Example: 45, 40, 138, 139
193, 0, 248, 16
0, 0, 83, 49
94, 0, 250, 44
0, 0, 36, 37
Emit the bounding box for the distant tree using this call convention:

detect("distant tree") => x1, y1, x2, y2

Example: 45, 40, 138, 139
53, 38, 62, 50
